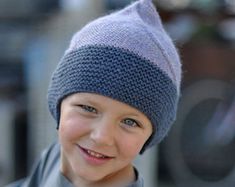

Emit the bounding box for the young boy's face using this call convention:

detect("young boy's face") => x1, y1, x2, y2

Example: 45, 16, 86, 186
58, 92, 152, 184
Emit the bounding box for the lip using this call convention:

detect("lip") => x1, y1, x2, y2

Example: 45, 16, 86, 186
77, 145, 114, 165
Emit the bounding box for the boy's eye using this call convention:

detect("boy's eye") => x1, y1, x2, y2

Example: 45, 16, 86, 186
78, 105, 97, 114
122, 118, 139, 127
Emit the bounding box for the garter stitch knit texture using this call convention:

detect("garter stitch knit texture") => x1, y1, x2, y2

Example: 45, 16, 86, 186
48, 0, 182, 153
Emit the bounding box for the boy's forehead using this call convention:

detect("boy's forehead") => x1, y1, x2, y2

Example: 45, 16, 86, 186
67, 92, 136, 109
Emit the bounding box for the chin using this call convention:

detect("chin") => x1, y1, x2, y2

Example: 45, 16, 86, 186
73, 167, 108, 183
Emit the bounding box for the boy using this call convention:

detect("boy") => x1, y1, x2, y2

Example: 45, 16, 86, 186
6, 0, 181, 186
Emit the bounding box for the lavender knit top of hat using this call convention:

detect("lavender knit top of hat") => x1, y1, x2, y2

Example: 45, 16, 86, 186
48, 0, 182, 153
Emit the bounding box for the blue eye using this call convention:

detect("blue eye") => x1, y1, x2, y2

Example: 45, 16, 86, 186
79, 105, 97, 114
122, 118, 139, 127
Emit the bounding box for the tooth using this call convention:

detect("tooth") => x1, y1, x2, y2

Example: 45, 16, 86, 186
87, 149, 106, 158
95, 153, 101, 157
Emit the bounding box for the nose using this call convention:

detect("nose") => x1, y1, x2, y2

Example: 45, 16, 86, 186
90, 117, 115, 146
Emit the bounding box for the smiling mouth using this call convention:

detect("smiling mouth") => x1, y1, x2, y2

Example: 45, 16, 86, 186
79, 145, 113, 159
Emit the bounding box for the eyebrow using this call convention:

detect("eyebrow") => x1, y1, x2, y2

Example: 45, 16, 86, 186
72, 95, 99, 107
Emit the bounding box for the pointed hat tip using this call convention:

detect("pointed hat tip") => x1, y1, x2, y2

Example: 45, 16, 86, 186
140, 0, 152, 3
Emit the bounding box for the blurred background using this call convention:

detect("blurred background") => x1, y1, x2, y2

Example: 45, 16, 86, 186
1, 0, 235, 186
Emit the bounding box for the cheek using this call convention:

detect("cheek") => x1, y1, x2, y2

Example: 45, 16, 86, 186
118, 135, 147, 158
59, 115, 90, 142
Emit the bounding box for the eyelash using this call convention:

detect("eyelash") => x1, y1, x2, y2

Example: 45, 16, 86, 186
121, 118, 140, 128
78, 104, 97, 114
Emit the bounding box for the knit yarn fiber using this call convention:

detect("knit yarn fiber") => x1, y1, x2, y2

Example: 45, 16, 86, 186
48, 0, 182, 153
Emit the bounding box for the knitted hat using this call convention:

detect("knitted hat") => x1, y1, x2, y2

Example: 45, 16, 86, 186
48, 0, 182, 153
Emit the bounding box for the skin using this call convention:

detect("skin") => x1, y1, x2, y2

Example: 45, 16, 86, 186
58, 92, 152, 187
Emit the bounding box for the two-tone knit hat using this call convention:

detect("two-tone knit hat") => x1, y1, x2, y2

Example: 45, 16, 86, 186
48, 0, 182, 153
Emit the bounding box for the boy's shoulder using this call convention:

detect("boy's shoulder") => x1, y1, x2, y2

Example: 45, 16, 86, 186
39, 142, 61, 179
4, 142, 61, 187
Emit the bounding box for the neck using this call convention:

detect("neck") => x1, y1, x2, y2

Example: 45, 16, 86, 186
60, 155, 136, 187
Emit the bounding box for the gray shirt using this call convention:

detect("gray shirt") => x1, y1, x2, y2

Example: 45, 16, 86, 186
6, 143, 144, 187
